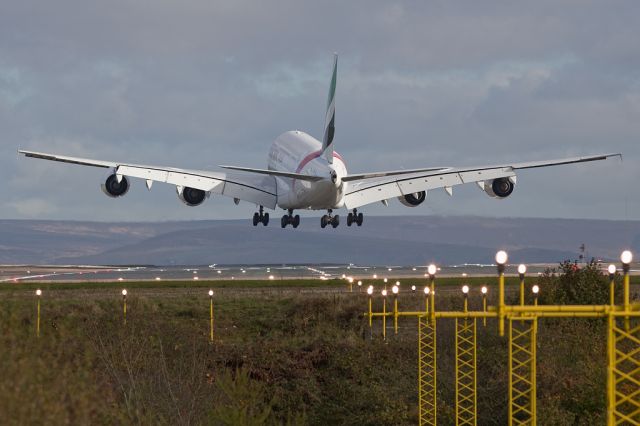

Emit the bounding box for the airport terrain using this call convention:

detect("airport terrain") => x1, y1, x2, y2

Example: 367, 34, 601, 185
0, 266, 626, 425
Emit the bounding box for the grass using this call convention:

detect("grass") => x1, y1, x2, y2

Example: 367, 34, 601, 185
4, 274, 638, 293
1, 292, 416, 424
0, 281, 620, 425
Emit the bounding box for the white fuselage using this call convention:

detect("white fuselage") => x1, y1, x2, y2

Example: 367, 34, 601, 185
268, 131, 347, 210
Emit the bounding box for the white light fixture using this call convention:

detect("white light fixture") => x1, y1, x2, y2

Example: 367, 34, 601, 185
155, 277, 161, 281
373, 274, 378, 279
621, 250, 633, 265
481, 286, 488, 295
268, 275, 275, 280
392, 285, 399, 294
427, 264, 437, 275
411, 285, 416, 291
382, 289, 388, 297
395, 281, 400, 286
518, 264, 527, 275
608, 264, 616, 275
462, 285, 469, 294
367, 287, 373, 295
193, 276, 199, 280
122, 289, 127, 296
383, 278, 388, 283
208, 290, 214, 296
424, 287, 430, 295
36, 289, 42, 296
532, 285, 540, 294
357, 281, 362, 286
495, 250, 508, 265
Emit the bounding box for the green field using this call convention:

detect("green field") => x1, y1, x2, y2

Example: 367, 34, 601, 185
0, 265, 635, 425
0, 275, 542, 293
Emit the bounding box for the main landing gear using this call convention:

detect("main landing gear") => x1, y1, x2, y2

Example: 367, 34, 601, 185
252, 206, 269, 226
346, 209, 364, 227
320, 209, 340, 229
255, 208, 363, 229
281, 209, 301, 228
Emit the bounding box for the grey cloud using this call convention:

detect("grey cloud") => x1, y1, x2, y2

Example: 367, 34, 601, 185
0, 0, 638, 221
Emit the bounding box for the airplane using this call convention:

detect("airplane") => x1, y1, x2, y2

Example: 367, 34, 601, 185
18, 54, 620, 229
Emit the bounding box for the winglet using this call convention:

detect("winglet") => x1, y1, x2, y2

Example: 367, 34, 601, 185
322, 53, 337, 165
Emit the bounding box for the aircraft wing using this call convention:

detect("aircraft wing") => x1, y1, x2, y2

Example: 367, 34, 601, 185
218, 165, 325, 182
343, 153, 621, 209
341, 166, 448, 182
18, 150, 278, 209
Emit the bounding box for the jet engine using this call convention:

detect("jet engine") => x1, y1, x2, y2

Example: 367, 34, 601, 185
177, 186, 207, 206
101, 174, 130, 198
398, 191, 426, 207
484, 177, 515, 199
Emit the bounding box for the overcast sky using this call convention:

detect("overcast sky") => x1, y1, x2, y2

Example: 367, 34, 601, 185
2, 0, 639, 222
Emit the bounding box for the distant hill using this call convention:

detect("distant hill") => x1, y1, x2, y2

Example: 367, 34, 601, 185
0, 216, 637, 265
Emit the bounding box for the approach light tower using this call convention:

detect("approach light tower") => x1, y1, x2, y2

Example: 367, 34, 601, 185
495, 250, 508, 336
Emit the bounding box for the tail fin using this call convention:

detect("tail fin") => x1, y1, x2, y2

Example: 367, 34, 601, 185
322, 54, 337, 164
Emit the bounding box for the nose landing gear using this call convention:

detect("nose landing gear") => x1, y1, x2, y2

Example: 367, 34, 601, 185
281, 209, 301, 228
320, 209, 340, 228
252, 206, 269, 226
346, 209, 364, 227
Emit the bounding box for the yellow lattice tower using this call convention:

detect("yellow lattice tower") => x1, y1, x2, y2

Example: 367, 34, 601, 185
608, 314, 640, 425
508, 317, 537, 426
419, 315, 437, 426
455, 318, 477, 425
365, 251, 640, 424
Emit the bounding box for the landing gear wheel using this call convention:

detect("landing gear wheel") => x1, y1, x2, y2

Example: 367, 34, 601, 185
253, 206, 269, 227
292, 215, 300, 228
281, 215, 288, 228
321, 209, 340, 229
347, 213, 353, 226
356, 212, 363, 226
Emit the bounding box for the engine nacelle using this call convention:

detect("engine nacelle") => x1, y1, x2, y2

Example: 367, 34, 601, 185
484, 177, 515, 199
177, 186, 207, 206
101, 174, 130, 198
398, 191, 427, 207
